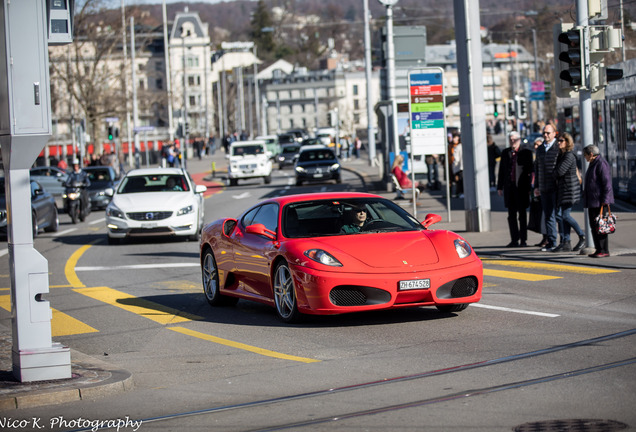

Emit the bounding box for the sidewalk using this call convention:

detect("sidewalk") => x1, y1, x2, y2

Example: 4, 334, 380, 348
2, 148, 635, 410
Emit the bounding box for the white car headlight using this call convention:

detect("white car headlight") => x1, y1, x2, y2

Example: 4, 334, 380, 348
330, 163, 340, 171
106, 205, 124, 219
304, 249, 342, 267
454, 239, 472, 258
295, 166, 305, 173
177, 205, 194, 216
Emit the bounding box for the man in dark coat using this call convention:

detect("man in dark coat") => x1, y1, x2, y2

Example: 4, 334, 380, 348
583, 145, 615, 257
498, 131, 534, 247
535, 124, 560, 250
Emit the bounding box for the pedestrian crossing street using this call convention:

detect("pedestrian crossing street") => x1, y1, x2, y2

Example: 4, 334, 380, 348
0, 259, 621, 337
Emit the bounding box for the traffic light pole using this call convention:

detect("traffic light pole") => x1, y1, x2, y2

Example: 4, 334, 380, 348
576, 0, 595, 252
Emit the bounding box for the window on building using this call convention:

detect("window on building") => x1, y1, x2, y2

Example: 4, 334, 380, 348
354, 99, 359, 110
353, 84, 359, 96
156, 78, 163, 90
139, 79, 145, 90
289, 119, 294, 128
155, 61, 163, 71
189, 95, 196, 106
354, 113, 361, 124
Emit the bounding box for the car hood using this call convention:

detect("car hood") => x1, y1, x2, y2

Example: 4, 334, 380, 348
111, 192, 194, 212
305, 231, 439, 268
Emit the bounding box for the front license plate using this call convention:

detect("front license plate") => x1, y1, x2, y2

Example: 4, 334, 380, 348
399, 279, 430, 290
313, 173, 323, 178
141, 222, 157, 228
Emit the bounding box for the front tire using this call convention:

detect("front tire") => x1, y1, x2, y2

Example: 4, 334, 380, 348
202, 248, 237, 306
436, 303, 469, 313
273, 261, 301, 323
44, 207, 59, 233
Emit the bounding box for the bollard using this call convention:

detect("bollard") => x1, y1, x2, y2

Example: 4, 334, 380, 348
211, 161, 216, 178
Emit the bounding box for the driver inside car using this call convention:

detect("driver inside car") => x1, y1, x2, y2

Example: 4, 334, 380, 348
340, 205, 368, 234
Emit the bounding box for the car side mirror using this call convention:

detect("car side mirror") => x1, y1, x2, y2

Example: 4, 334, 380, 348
104, 188, 114, 197
195, 184, 207, 194
422, 213, 442, 228
245, 223, 276, 240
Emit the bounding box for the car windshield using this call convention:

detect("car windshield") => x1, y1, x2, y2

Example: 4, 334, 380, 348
282, 145, 300, 154
232, 145, 264, 156
118, 174, 189, 194
298, 149, 335, 162
86, 169, 112, 184
282, 198, 422, 238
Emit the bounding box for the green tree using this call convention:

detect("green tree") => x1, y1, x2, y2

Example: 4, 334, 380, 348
250, 0, 276, 59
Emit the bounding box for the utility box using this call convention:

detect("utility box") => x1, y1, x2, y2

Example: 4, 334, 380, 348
1, 0, 52, 138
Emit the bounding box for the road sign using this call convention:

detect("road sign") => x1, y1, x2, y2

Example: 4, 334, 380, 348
104, 117, 119, 123
134, 126, 155, 133
407, 68, 446, 155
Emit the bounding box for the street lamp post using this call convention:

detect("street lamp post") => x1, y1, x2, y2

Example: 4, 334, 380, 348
378, 0, 399, 157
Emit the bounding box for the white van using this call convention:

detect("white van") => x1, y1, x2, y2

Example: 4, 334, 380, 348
227, 140, 273, 186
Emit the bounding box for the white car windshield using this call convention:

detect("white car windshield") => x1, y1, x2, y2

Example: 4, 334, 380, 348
118, 175, 189, 194
232, 145, 264, 156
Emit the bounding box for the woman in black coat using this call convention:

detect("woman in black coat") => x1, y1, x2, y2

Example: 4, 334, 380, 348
553, 132, 585, 252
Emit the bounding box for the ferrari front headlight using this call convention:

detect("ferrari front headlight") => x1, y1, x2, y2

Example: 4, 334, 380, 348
304, 249, 342, 267
454, 239, 472, 258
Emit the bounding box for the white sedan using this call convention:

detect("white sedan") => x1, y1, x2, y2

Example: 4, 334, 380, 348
105, 168, 207, 244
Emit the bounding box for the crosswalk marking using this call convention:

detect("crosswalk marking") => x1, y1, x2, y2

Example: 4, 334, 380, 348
73, 286, 202, 325
0, 294, 98, 336
481, 259, 619, 275
483, 268, 562, 281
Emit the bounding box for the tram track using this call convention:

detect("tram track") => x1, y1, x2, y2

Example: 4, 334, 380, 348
70, 327, 636, 432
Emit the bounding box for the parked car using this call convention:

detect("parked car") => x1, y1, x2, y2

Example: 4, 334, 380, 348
199, 193, 482, 323
294, 145, 341, 186
227, 140, 273, 186
84, 166, 120, 210
105, 168, 206, 244
29, 166, 68, 197
277, 143, 301, 169
0, 179, 59, 238
255, 135, 281, 160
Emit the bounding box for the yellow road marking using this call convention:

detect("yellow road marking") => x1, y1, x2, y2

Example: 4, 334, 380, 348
482, 259, 619, 275
73, 286, 201, 325
66, 244, 92, 288
483, 269, 562, 281
0, 295, 97, 336
170, 326, 320, 363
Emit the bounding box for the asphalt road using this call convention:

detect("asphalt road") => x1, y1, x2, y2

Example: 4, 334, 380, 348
1, 166, 635, 432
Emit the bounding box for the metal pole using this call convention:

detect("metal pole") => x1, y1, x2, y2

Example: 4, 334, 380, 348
162, 0, 174, 142
204, 43, 210, 139
363, 0, 376, 165
121, 0, 133, 167
254, 45, 261, 136
577, 0, 595, 251
386, 4, 399, 157
182, 29, 188, 168
131, 17, 140, 169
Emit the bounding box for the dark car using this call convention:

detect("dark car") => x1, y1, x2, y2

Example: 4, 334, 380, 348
277, 143, 301, 169
294, 145, 341, 186
29, 166, 68, 196
278, 133, 297, 146
0, 179, 59, 238
84, 166, 120, 210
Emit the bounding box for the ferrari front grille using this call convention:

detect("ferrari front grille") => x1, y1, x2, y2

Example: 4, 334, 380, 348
437, 276, 478, 299
330, 288, 367, 306
329, 286, 391, 307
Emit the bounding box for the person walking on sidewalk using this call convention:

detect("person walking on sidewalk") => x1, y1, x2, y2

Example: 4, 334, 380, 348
535, 124, 561, 251
497, 131, 534, 247
553, 132, 585, 252
583, 144, 615, 258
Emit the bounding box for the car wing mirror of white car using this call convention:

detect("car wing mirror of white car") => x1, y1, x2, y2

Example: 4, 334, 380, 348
195, 184, 207, 194
245, 223, 276, 240
104, 188, 114, 197
422, 213, 442, 228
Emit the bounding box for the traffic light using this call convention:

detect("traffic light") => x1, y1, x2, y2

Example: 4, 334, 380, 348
558, 26, 584, 87
326, 111, 333, 127
493, 103, 498, 118
185, 122, 190, 135
588, 25, 624, 96
505, 100, 515, 119
516, 97, 527, 120
107, 125, 114, 141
